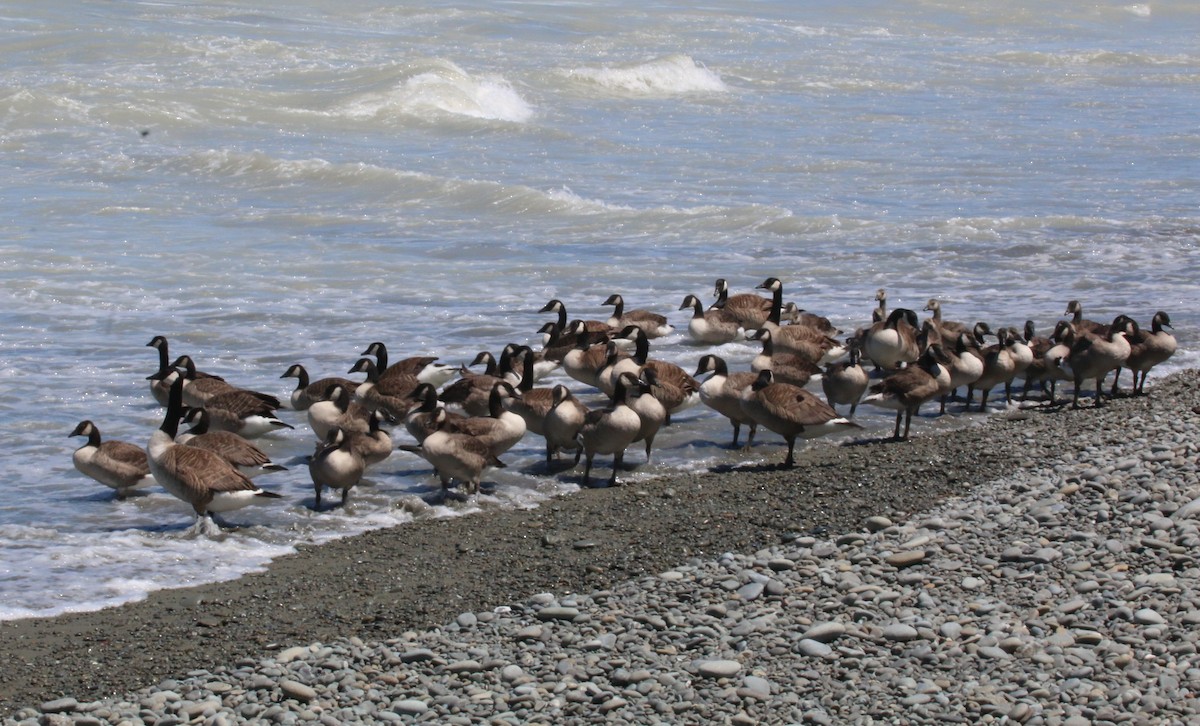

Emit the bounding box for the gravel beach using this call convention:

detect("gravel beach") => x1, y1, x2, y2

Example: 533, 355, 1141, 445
3, 371, 1199, 724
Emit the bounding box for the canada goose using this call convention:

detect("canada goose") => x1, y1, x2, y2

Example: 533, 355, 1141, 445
500, 341, 558, 382
680, 294, 742, 345
629, 371, 667, 463
408, 408, 505, 497
199, 387, 293, 438
579, 372, 644, 487
169, 355, 242, 409
178, 408, 287, 476
147, 336, 223, 406
539, 299, 612, 344
747, 328, 823, 386
280, 363, 358, 411
308, 383, 374, 440
440, 381, 527, 458
1063, 315, 1131, 408
347, 358, 420, 419
738, 369, 861, 467
861, 347, 945, 440
694, 354, 759, 448
968, 328, 1018, 412
780, 306, 840, 336
595, 339, 637, 397
923, 299, 969, 338
753, 278, 845, 363
403, 382, 467, 443
1064, 300, 1109, 337
1004, 325, 1035, 393
616, 326, 700, 417
69, 420, 154, 499
347, 409, 394, 469
602, 293, 674, 339
309, 427, 365, 510
711, 278, 773, 329
361, 341, 456, 388
937, 332, 984, 414
561, 327, 612, 389
1116, 311, 1176, 396
871, 288, 888, 324
1028, 321, 1076, 405
503, 346, 558, 438
863, 308, 921, 370
146, 377, 283, 525
439, 348, 521, 417
543, 384, 588, 466
821, 343, 870, 417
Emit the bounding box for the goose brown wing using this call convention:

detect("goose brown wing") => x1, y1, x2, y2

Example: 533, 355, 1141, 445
98, 441, 151, 477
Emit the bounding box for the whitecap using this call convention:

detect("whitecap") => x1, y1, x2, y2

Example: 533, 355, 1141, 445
564, 54, 728, 96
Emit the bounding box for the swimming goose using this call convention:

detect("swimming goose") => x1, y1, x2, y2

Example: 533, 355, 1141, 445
602, 293, 674, 339
1063, 315, 1131, 408
861, 347, 945, 440
308, 383, 374, 440
410, 408, 505, 497
616, 326, 700, 416
539, 299, 612, 344
543, 384, 588, 466
821, 343, 870, 417
1115, 311, 1176, 396
747, 328, 823, 386
147, 336, 223, 406
347, 358, 420, 419
863, 308, 921, 370
69, 420, 154, 499
738, 369, 861, 467
361, 341, 456, 388
199, 387, 293, 438
280, 363, 359, 411
178, 408, 287, 476
680, 294, 742, 345
710, 278, 773, 329
924, 299, 969, 338
309, 427, 366, 510
694, 354, 759, 448
1064, 300, 1109, 338
579, 373, 644, 487
147, 377, 283, 526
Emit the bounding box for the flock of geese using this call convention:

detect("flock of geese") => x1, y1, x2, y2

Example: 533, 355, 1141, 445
68, 278, 1179, 529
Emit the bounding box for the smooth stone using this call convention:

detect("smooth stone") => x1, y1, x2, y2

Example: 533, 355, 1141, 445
883, 624, 920, 642
280, 680, 318, 703
797, 639, 833, 657
393, 700, 428, 715
537, 607, 580, 621
801, 622, 846, 643
866, 516, 893, 532
696, 660, 742, 678
1134, 608, 1165, 625
40, 699, 78, 714
400, 649, 437, 663
886, 550, 927, 568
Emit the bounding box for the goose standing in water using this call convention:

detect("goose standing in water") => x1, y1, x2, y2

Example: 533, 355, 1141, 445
694, 354, 759, 448
543, 384, 588, 466
410, 408, 505, 498
710, 278, 773, 329
361, 341, 456, 388
69, 421, 155, 499
861, 347, 945, 440
863, 308, 921, 371
747, 328, 823, 387
146, 336, 223, 406
146, 377, 283, 529
178, 408, 287, 476
309, 427, 366, 510
739, 369, 861, 467
821, 344, 870, 417
1113, 311, 1176, 396
280, 363, 358, 411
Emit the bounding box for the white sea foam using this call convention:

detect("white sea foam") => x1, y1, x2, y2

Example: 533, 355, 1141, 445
564, 54, 728, 96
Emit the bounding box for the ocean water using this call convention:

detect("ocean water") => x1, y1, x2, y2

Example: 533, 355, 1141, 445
2, 1, 1197, 620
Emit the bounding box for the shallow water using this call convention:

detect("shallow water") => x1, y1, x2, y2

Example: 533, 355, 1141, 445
1, 1, 1197, 619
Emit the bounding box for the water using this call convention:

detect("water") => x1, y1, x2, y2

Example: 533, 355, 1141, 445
2, 0, 1197, 620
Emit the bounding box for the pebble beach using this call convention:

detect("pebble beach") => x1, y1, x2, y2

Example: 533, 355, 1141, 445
4, 371, 1199, 725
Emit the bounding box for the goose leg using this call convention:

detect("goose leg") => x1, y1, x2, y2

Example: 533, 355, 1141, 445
783, 436, 797, 468
608, 451, 624, 487
730, 421, 741, 448
892, 411, 903, 440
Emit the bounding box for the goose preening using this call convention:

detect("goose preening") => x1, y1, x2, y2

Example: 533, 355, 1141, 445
738, 369, 861, 467
543, 384, 588, 466
861, 347, 946, 440
308, 383, 374, 441
680, 293, 742, 345
439, 381, 527, 459
309, 427, 365, 510
579, 372, 644, 487
614, 326, 700, 417
69, 420, 155, 499
561, 327, 613, 389
602, 293, 674, 339
178, 408, 287, 476
146, 377, 283, 528
280, 363, 358, 411
694, 354, 759, 448
863, 308, 921, 371
821, 343, 870, 417
404, 408, 505, 498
